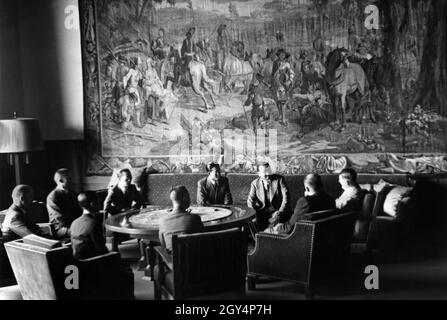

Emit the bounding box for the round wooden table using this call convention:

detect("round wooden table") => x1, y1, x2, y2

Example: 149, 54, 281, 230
104, 205, 255, 279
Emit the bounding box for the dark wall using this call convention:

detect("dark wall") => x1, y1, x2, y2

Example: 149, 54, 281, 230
0, 0, 85, 209
0, 0, 24, 209
18, 0, 84, 140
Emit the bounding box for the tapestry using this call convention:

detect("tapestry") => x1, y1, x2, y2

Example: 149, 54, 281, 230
79, 0, 447, 175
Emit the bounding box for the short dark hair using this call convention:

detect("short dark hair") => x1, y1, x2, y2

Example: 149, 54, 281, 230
339, 168, 357, 183
305, 173, 323, 190
207, 163, 221, 173
119, 169, 132, 180
170, 185, 189, 202
77, 191, 98, 210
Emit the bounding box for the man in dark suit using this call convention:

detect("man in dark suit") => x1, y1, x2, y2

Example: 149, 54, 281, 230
70, 191, 108, 260
265, 173, 335, 234
104, 169, 143, 215
247, 163, 290, 232
46, 168, 82, 239
159, 186, 204, 253
197, 163, 232, 206
1, 185, 43, 241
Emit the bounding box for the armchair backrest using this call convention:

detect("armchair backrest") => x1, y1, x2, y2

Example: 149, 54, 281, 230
311, 211, 357, 275
248, 210, 356, 287
171, 228, 247, 299
4, 240, 75, 300
353, 191, 376, 243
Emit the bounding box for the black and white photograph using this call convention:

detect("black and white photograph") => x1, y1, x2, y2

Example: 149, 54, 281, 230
1, 0, 447, 303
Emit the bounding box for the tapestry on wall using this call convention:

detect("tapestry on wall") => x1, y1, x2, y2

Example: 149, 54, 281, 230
80, 0, 447, 175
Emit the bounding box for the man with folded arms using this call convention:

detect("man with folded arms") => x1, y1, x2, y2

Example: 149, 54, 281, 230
47, 168, 82, 239
265, 173, 335, 234
197, 163, 232, 206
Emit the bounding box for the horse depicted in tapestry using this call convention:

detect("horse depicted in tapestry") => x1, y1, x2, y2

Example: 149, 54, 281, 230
325, 48, 371, 130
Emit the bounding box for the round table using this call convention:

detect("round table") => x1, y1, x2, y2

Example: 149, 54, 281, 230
104, 205, 255, 279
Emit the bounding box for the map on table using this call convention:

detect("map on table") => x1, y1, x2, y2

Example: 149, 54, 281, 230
128, 206, 233, 228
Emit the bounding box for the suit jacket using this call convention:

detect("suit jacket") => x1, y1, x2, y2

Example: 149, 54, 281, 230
47, 188, 82, 239
247, 174, 290, 223
197, 177, 233, 206
290, 191, 336, 224
159, 211, 204, 252
70, 213, 108, 260
336, 185, 364, 212
1, 204, 43, 241
104, 184, 143, 215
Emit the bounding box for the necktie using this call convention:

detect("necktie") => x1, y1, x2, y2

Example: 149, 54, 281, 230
264, 181, 271, 204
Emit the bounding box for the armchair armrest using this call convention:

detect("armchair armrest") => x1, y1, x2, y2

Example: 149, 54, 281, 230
154, 246, 173, 270
78, 252, 121, 265
367, 215, 401, 252
37, 222, 56, 237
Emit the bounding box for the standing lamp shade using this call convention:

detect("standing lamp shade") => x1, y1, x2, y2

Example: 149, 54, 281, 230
0, 118, 44, 153
0, 118, 44, 185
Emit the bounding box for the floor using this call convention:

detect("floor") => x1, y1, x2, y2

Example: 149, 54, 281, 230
117, 240, 447, 300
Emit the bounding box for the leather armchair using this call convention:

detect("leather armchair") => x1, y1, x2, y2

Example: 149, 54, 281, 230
0, 210, 15, 287
4, 238, 134, 300
247, 210, 356, 299
1, 203, 56, 287
154, 228, 248, 300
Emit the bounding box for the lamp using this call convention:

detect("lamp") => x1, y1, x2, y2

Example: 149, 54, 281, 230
0, 115, 44, 185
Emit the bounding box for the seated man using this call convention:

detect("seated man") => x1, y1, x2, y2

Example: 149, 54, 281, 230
71, 192, 108, 260
159, 186, 204, 253
104, 169, 143, 215
336, 168, 364, 212
1, 185, 44, 241
46, 168, 82, 239
247, 162, 290, 232
197, 163, 233, 206
265, 173, 335, 234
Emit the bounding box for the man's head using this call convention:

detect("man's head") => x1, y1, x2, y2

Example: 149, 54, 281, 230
304, 173, 323, 194
12, 185, 34, 209
118, 169, 132, 190
158, 28, 165, 37
54, 168, 71, 189
170, 185, 191, 211
258, 162, 273, 182
338, 168, 358, 190
207, 163, 221, 182
77, 191, 99, 213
